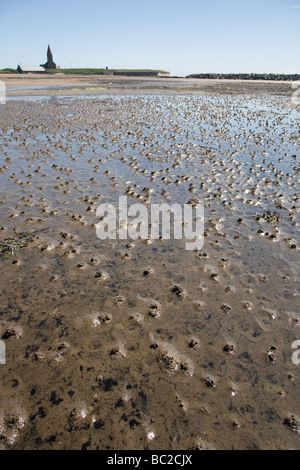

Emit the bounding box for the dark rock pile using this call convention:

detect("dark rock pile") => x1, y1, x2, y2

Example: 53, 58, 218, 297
186, 73, 300, 81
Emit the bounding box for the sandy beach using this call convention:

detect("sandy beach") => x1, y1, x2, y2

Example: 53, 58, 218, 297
0, 77, 299, 450
1, 73, 296, 97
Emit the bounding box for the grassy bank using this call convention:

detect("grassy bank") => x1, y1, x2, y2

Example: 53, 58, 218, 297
0, 68, 169, 76
46, 68, 108, 74
0, 69, 18, 74
46, 68, 169, 75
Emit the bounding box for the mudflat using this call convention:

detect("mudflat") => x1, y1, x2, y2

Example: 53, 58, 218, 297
1, 73, 296, 97
0, 78, 299, 450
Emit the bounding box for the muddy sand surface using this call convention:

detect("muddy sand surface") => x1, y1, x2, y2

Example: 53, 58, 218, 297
1, 73, 296, 97
0, 80, 299, 450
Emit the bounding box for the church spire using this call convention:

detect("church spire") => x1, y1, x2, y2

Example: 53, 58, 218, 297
41, 45, 56, 69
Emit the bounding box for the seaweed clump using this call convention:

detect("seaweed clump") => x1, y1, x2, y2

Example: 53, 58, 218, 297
0, 231, 34, 257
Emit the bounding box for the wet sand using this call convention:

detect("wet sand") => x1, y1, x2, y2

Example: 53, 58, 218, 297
0, 78, 299, 450
2, 73, 295, 97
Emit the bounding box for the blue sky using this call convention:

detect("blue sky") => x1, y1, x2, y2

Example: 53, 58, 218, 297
1, 0, 299, 76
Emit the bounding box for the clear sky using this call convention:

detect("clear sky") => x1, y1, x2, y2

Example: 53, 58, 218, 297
1, 0, 299, 76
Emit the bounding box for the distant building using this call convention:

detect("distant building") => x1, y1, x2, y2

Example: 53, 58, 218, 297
17, 45, 58, 74
157, 72, 171, 78
112, 70, 170, 77
17, 65, 46, 74
41, 45, 56, 69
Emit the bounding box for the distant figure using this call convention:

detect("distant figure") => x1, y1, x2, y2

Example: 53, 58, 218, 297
41, 45, 56, 69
